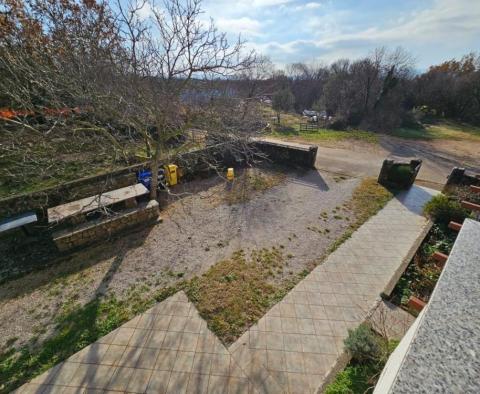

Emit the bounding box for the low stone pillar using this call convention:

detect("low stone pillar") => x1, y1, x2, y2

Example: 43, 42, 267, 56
378, 158, 422, 189
445, 167, 465, 186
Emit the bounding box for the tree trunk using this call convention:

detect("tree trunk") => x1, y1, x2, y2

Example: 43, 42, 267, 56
150, 142, 161, 200
277, 112, 280, 124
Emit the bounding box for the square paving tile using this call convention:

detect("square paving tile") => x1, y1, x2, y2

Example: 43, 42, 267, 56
70, 364, 115, 389
210, 354, 231, 376
228, 377, 250, 394
185, 373, 210, 394
166, 371, 189, 393
101, 344, 126, 366
107, 366, 135, 391
195, 333, 215, 353
154, 315, 172, 331
162, 331, 183, 350
129, 329, 153, 348
191, 352, 212, 375
137, 347, 160, 369
112, 328, 135, 346
283, 334, 304, 352
69, 344, 109, 364
266, 332, 284, 350
168, 316, 188, 332
280, 317, 298, 334
47, 362, 79, 386
297, 319, 315, 335
179, 333, 199, 352
155, 350, 178, 371
127, 368, 153, 393
287, 372, 313, 394
146, 370, 171, 394
172, 351, 195, 373
265, 316, 282, 333
207, 375, 229, 394
118, 346, 143, 367
284, 352, 305, 374
147, 330, 167, 348
266, 350, 285, 372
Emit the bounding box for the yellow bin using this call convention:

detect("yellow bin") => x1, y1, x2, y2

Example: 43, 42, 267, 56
164, 164, 178, 186
227, 168, 234, 181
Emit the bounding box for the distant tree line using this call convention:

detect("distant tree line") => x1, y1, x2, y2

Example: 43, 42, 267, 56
266, 50, 480, 131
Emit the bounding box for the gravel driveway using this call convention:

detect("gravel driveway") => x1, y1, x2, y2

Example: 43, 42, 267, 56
0, 167, 359, 349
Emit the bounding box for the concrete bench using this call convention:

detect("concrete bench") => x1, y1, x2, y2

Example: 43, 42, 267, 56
53, 200, 159, 251
48, 184, 149, 224
0, 211, 38, 235
48, 184, 158, 251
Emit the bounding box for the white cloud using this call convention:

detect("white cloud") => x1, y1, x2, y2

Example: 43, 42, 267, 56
216, 17, 264, 37
295, 2, 323, 11
136, 1, 154, 20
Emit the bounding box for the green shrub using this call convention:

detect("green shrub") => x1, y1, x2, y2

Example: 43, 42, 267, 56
324, 364, 376, 394
344, 324, 381, 362
388, 165, 414, 188
424, 194, 470, 225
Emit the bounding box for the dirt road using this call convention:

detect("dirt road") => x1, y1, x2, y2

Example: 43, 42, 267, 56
274, 135, 480, 189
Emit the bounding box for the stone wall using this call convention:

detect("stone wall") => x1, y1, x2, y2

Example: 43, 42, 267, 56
53, 200, 159, 251
0, 139, 318, 220
254, 140, 318, 168
0, 164, 143, 220
444, 167, 480, 189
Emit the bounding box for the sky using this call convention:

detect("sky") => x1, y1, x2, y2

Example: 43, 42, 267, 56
199, 0, 480, 70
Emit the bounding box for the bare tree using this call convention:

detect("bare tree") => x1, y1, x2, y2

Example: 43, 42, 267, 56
0, 0, 257, 199
115, 0, 256, 199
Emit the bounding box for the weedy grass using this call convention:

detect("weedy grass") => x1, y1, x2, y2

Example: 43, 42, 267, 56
261, 107, 378, 144
391, 121, 480, 141
186, 248, 296, 344
225, 170, 286, 205
328, 178, 393, 254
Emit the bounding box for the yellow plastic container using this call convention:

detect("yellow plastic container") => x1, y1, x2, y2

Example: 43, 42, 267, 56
227, 168, 234, 181
164, 164, 178, 186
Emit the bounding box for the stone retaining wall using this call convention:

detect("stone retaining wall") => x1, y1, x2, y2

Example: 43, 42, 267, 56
0, 139, 318, 220
444, 167, 480, 189
254, 140, 318, 168
53, 200, 159, 251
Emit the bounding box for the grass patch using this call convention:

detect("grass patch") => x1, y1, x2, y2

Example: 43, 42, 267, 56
271, 127, 378, 144
325, 363, 379, 394
328, 178, 393, 254
225, 169, 286, 205
261, 106, 378, 144
185, 248, 295, 344
391, 121, 480, 141
349, 178, 394, 224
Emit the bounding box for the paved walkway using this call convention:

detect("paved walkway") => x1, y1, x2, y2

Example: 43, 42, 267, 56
15, 185, 437, 394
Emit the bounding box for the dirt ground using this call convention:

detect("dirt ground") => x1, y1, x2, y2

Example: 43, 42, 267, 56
268, 135, 480, 189
0, 167, 359, 350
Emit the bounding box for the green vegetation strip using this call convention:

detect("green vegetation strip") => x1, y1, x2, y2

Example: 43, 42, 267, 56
328, 178, 393, 253
325, 324, 399, 394
271, 128, 379, 144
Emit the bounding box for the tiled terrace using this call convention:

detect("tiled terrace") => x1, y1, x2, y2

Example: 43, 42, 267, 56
15, 185, 437, 394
